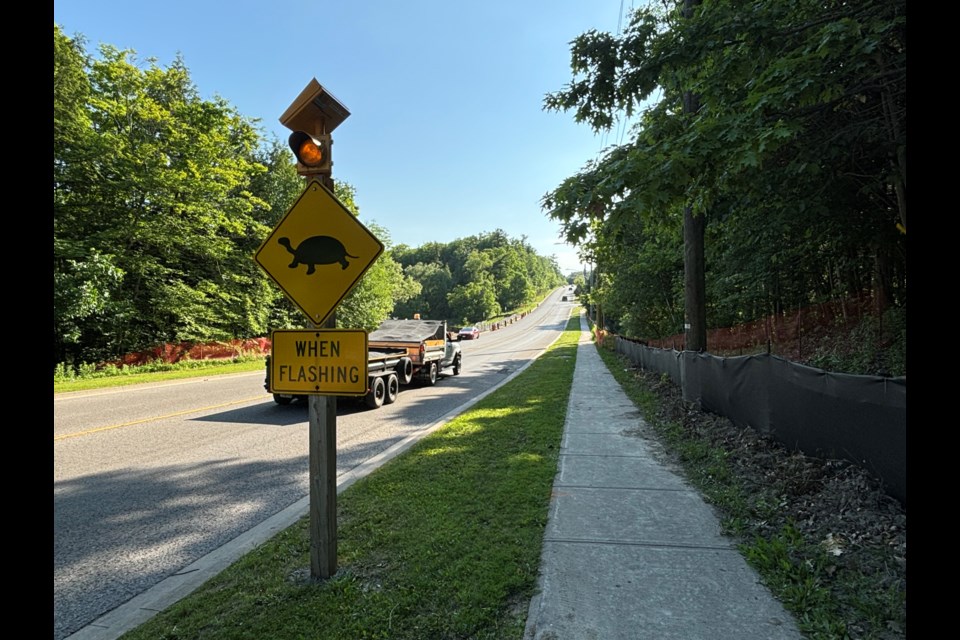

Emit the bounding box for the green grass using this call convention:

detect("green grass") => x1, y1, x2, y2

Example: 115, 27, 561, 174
118, 316, 581, 640
53, 357, 267, 393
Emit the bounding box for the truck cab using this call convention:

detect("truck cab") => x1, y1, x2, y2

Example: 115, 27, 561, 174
441, 335, 462, 375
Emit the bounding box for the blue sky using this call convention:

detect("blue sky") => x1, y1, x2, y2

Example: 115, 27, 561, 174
54, 1, 640, 275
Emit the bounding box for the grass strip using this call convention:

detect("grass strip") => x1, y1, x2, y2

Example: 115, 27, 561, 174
120, 316, 581, 640
54, 358, 268, 393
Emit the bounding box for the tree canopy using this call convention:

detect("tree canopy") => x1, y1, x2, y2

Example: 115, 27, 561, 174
542, 0, 906, 343
54, 25, 564, 367
55, 25, 272, 365
392, 231, 565, 325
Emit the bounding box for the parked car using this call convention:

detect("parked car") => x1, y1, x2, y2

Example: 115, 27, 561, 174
458, 326, 480, 340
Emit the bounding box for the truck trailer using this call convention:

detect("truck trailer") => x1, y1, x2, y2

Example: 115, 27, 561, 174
266, 319, 462, 409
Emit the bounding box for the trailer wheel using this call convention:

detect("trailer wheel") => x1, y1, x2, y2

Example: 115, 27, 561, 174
385, 373, 399, 404
452, 353, 462, 376
398, 358, 414, 385
425, 361, 438, 386
274, 394, 293, 405
365, 376, 386, 409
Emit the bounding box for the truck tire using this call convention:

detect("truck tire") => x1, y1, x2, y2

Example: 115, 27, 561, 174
385, 373, 399, 404
452, 353, 462, 375
365, 376, 386, 409
425, 361, 438, 386
398, 358, 414, 385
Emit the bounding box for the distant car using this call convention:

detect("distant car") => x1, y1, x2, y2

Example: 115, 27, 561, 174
458, 326, 480, 340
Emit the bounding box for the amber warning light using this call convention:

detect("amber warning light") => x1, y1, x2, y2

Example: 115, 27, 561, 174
289, 131, 331, 173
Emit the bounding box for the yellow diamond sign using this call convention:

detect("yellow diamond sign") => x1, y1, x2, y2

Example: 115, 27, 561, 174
255, 179, 384, 325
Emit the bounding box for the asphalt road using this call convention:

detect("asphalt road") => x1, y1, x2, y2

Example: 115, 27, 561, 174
54, 289, 576, 640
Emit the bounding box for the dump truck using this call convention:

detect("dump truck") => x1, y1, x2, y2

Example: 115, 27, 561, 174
265, 319, 462, 409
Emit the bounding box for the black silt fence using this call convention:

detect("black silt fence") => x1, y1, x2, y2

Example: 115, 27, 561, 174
615, 338, 906, 506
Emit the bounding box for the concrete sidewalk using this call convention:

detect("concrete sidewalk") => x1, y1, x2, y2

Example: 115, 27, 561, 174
523, 313, 804, 640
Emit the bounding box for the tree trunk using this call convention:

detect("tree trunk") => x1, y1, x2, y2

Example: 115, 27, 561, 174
683, 204, 707, 351
682, 0, 707, 352
873, 242, 893, 316
879, 54, 906, 234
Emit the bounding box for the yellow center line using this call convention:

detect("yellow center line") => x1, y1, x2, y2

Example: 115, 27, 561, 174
54, 394, 270, 442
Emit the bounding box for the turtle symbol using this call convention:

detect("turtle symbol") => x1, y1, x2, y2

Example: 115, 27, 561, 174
278, 235, 359, 273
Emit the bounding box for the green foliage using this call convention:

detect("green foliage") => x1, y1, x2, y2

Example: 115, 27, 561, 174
339, 224, 422, 331
53, 250, 125, 347
393, 261, 455, 320
808, 307, 906, 377
447, 281, 501, 326
54, 356, 267, 392
591, 209, 685, 339
54, 25, 271, 365
53, 361, 100, 383
543, 0, 907, 350
393, 231, 565, 324
741, 525, 846, 638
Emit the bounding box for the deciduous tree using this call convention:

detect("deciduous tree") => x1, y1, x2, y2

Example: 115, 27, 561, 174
543, 0, 906, 345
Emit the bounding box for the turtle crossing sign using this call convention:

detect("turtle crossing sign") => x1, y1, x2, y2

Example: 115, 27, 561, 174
255, 179, 384, 325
